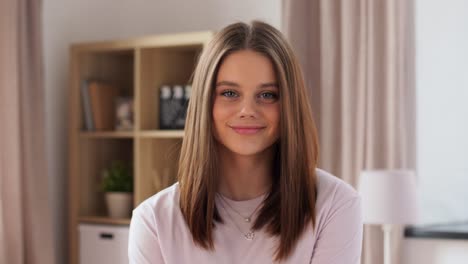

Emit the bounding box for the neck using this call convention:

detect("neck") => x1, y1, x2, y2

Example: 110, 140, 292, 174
217, 144, 276, 201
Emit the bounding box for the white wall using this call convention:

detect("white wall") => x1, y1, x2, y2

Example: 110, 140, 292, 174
42, 1, 281, 262
416, 0, 468, 224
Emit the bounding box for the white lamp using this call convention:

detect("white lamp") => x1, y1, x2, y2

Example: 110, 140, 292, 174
358, 170, 419, 264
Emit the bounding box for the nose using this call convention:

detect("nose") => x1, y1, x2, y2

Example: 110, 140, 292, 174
239, 97, 258, 118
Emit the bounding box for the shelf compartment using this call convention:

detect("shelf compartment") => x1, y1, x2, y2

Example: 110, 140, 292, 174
137, 45, 203, 130
78, 49, 134, 92
135, 138, 181, 205
78, 138, 134, 218
77, 49, 135, 131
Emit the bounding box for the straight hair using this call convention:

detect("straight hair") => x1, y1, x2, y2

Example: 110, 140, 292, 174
178, 20, 320, 261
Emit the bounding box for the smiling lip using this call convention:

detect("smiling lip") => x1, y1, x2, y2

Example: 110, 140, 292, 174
230, 125, 265, 135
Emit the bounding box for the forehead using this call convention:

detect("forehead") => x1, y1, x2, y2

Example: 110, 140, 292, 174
216, 50, 277, 82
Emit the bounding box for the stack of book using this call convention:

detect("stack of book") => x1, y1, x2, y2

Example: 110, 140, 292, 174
81, 80, 119, 131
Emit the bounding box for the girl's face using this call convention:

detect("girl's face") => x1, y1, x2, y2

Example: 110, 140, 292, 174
212, 50, 280, 157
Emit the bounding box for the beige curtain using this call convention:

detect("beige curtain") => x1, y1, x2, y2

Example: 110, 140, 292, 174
282, 0, 415, 264
0, 0, 56, 263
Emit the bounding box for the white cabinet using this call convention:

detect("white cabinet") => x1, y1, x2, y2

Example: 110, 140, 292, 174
79, 224, 129, 264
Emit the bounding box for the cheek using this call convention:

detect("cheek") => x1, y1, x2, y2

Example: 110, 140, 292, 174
213, 100, 236, 122
268, 105, 281, 128
268, 106, 281, 139
212, 100, 232, 134
212, 101, 225, 124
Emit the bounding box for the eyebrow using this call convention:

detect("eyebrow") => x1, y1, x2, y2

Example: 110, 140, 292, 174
215, 81, 279, 89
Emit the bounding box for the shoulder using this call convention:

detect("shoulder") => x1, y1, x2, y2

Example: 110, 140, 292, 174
306, 169, 363, 262
131, 182, 181, 225
314, 168, 361, 224
315, 168, 360, 203
129, 183, 182, 262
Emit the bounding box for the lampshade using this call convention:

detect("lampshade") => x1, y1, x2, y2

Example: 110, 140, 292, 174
358, 170, 419, 225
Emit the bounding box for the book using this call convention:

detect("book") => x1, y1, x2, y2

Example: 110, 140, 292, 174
88, 81, 119, 130
80, 79, 94, 131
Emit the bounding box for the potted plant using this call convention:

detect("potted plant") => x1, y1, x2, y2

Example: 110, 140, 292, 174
101, 160, 133, 218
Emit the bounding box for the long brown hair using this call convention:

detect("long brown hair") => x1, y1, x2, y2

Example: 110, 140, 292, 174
178, 20, 319, 261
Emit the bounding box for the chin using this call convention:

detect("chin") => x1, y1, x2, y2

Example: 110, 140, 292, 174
224, 142, 276, 157
231, 149, 266, 157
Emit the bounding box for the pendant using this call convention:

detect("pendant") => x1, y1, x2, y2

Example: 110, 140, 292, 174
245, 218, 251, 222
245, 231, 255, 240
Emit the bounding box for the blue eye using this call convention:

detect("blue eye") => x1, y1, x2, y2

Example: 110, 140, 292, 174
259, 92, 278, 100
221, 90, 238, 98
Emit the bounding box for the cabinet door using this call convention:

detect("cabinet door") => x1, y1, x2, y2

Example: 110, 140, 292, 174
79, 224, 129, 264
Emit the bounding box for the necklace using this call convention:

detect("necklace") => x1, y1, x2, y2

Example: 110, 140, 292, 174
217, 193, 263, 223
217, 195, 256, 240
216, 193, 264, 240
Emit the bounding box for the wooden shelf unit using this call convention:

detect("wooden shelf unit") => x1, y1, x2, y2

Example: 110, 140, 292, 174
68, 31, 213, 264
79, 131, 136, 138
79, 216, 131, 226
138, 130, 185, 138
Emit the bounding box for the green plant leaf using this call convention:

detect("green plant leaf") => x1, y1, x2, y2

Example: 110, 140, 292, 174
101, 160, 133, 192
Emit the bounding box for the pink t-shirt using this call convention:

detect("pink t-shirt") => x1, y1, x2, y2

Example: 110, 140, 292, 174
128, 168, 363, 263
